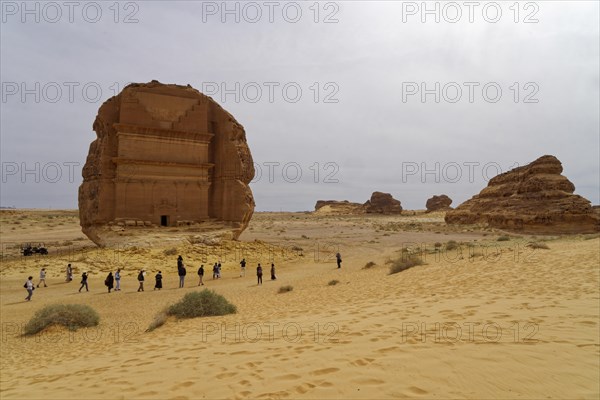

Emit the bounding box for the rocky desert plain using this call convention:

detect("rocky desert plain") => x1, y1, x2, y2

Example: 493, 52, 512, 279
1, 206, 599, 399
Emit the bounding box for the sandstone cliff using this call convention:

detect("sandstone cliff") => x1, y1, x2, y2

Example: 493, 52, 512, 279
445, 155, 599, 234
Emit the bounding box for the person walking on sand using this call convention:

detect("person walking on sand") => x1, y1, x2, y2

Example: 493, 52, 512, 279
24, 276, 34, 301
197, 265, 204, 286
137, 270, 145, 292
217, 262, 222, 279
212, 263, 218, 280
257, 264, 263, 285
336, 252, 342, 269
178, 262, 186, 288
105, 272, 114, 293
79, 272, 89, 292
37, 268, 47, 288
154, 271, 163, 290
66, 264, 73, 282
240, 258, 246, 277
114, 268, 121, 291
270, 263, 277, 280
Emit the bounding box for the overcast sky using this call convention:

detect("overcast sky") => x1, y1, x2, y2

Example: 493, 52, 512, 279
1, 0, 598, 211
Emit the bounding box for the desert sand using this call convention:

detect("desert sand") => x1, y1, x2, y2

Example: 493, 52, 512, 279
1, 209, 598, 399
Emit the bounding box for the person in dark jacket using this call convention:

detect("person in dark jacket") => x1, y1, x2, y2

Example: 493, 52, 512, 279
137, 270, 145, 292
79, 272, 89, 292
178, 263, 186, 288
270, 263, 277, 280
257, 264, 263, 285
154, 271, 163, 290
105, 272, 114, 293
336, 252, 342, 269
197, 265, 204, 286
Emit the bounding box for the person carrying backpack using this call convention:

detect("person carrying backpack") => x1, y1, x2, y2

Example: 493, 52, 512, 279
24, 276, 34, 301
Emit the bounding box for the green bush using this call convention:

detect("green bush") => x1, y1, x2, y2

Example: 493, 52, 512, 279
328, 279, 340, 286
389, 255, 425, 275
24, 304, 99, 335
278, 285, 294, 293
497, 236, 510, 241
163, 247, 177, 256
446, 240, 459, 250
167, 290, 237, 319
146, 312, 167, 332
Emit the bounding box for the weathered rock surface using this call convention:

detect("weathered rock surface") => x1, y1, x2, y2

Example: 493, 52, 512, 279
426, 195, 453, 212
445, 155, 599, 234
79, 81, 255, 246
314, 200, 365, 214
364, 192, 402, 214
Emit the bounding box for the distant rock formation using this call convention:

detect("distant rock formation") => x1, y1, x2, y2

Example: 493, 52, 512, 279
314, 200, 365, 214
79, 81, 255, 246
426, 195, 453, 212
364, 192, 402, 214
445, 155, 599, 234
314, 192, 402, 215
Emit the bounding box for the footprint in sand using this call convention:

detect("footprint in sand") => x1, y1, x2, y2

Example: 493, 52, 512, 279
353, 378, 385, 385
350, 358, 372, 366
310, 367, 340, 376
275, 374, 301, 380
376, 346, 399, 353
294, 382, 316, 394
216, 372, 238, 379
408, 386, 429, 395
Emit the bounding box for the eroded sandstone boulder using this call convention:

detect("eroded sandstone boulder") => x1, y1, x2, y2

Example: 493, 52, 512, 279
79, 81, 255, 246
364, 192, 402, 214
426, 194, 453, 212
445, 155, 599, 234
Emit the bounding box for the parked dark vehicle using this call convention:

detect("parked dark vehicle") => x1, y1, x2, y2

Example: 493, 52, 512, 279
21, 243, 48, 256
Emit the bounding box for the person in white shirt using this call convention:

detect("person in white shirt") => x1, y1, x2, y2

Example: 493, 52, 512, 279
37, 268, 47, 288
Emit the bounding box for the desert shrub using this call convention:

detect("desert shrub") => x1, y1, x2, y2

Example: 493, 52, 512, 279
24, 304, 99, 335
528, 242, 549, 250
146, 312, 167, 332
301, 235, 309, 239
363, 261, 376, 269
291, 245, 303, 251
583, 234, 600, 240
278, 285, 294, 293
389, 255, 425, 275
328, 280, 339, 286
167, 290, 236, 319
163, 247, 177, 256
497, 236, 510, 241
446, 240, 459, 250
434, 242, 442, 248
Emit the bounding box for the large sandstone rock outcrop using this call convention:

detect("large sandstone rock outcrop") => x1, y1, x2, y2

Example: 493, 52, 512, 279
314, 200, 365, 214
79, 81, 255, 246
426, 194, 453, 212
364, 192, 402, 214
445, 155, 599, 234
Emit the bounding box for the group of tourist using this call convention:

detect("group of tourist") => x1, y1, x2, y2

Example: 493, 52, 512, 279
22, 254, 293, 301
